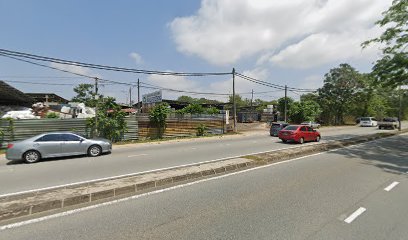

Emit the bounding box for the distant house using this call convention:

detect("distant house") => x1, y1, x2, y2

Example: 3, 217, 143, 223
25, 93, 69, 106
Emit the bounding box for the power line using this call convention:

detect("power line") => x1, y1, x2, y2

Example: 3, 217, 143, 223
1, 79, 76, 86
140, 84, 230, 96
0, 53, 95, 80
0, 48, 231, 77
0, 76, 85, 79
236, 72, 317, 92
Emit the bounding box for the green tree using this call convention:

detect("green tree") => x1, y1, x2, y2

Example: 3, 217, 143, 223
277, 97, 294, 118
300, 93, 319, 103
288, 100, 321, 123
177, 95, 195, 103
149, 103, 170, 138
318, 64, 364, 125
362, 0, 408, 87
254, 99, 278, 112
177, 96, 221, 105
71, 84, 102, 107
87, 97, 127, 142
228, 94, 251, 109
177, 103, 205, 114
205, 106, 220, 114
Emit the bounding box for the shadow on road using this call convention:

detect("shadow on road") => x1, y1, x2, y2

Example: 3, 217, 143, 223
327, 135, 408, 175
6, 152, 112, 165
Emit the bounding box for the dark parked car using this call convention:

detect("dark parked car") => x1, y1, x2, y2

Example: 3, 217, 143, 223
278, 125, 321, 144
6, 132, 112, 163
270, 122, 289, 136
378, 117, 398, 129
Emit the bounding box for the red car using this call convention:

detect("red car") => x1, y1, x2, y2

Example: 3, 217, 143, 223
278, 125, 321, 144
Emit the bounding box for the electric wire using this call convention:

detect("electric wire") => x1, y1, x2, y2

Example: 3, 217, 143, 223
0, 48, 231, 76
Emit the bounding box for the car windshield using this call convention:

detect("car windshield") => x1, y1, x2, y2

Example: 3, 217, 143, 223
283, 126, 299, 131
360, 117, 371, 121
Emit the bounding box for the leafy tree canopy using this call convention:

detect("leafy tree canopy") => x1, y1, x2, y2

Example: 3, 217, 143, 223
317, 63, 364, 124
71, 84, 102, 107
87, 97, 127, 142
362, 0, 408, 87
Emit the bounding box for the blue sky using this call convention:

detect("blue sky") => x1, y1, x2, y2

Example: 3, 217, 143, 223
0, 0, 392, 104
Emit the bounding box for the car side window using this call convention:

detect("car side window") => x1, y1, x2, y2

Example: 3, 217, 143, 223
308, 127, 314, 132
35, 134, 62, 142
300, 126, 307, 132
61, 134, 81, 141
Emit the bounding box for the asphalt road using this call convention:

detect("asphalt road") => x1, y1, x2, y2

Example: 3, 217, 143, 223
0, 124, 405, 195
1, 133, 407, 240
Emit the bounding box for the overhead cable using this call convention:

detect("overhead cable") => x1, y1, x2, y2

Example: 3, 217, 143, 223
0, 48, 231, 76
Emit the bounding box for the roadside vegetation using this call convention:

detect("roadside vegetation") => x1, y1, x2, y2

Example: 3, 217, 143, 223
73, 84, 127, 142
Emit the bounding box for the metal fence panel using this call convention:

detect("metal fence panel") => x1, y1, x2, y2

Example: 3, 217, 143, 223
0, 117, 138, 143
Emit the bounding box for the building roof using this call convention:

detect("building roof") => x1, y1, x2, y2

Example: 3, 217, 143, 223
25, 93, 69, 104
0, 81, 34, 106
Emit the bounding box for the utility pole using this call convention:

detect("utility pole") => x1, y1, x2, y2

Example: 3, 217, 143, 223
94, 77, 99, 136
284, 85, 287, 122
137, 78, 140, 112
129, 86, 132, 106
399, 85, 402, 131
251, 89, 254, 122
232, 68, 237, 132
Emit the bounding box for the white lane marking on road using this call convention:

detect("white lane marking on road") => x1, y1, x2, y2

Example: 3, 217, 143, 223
0, 145, 308, 198
127, 154, 148, 158
0, 152, 328, 231
1, 132, 404, 198
344, 207, 367, 224
191, 147, 197, 150
384, 181, 399, 192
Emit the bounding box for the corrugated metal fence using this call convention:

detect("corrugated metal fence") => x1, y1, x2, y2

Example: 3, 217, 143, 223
0, 117, 138, 142
0, 114, 225, 143
137, 113, 225, 139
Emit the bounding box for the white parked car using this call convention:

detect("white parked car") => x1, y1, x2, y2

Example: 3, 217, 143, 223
360, 117, 378, 127
301, 121, 321, 129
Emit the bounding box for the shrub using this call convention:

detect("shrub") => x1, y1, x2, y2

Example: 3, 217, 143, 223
196, 124, 207, 136
45, 112, 60, 118
149, 103, 170, 138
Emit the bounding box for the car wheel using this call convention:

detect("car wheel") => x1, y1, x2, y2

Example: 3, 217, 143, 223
299, 137, 304, 144
379, 126, 382, 130
316, 136, 321, 142
23, 150, 41, 163
88, 145, 102, 157
282, 139, 287, 143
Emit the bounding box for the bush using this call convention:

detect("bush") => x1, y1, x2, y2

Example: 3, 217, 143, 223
196, 124, 207, 136
45, 112, 60, 118
149, 103, 170, 139
86, 97, 127, 142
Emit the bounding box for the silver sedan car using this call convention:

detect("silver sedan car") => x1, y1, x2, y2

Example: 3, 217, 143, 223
6, 132, 112, 163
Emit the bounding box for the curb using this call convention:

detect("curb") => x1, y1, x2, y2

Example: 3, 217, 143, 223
0, 129, 407, 223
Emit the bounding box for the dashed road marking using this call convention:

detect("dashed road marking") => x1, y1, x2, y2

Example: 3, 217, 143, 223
344, 207, 366, 224
384, 181, 399, 192
127, 154, 148, 158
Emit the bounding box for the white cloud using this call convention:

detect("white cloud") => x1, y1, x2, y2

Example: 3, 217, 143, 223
129, 52, 143, 65
270, 28, 383, 69
146, 74, 203, 100
299, 75, 323, 90
170, 0, 392, 68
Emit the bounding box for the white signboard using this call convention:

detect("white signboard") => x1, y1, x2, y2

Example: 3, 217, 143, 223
142, 90, 162, 104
